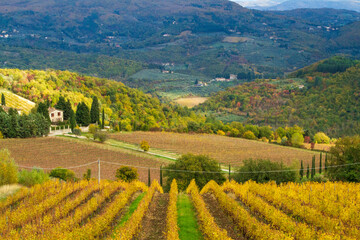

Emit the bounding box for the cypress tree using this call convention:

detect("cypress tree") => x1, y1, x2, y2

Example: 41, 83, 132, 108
37, 102, 51, 122
1, 93, 5, 106
319, 153, 322, 174
70, 109, 76, 132
325, 153, 328, 172
300, 160, 304, 179
101, 108, 105, 129
76, 102, 90, 126
311, 155, 316, 179
306, 165, 310, 179
63, 100, 72, 121
160, 165, 163, 186
148, 168, 151, 187
90, 96, 100, 124
55, 96, 66, 111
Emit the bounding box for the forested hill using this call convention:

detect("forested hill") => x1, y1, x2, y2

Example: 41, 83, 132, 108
0, 69, 203, 131
196, 57, 360, 137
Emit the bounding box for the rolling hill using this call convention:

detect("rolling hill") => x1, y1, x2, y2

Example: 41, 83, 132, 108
0, 68, 204, 131
0, 0, 360, 88
196, 57, 360, 137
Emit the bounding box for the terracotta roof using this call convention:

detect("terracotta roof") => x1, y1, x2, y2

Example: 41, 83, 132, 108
48, 107, 63, 113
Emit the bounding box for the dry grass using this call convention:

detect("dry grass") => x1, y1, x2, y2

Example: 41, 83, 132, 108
0, 184, 22, 199
111, 132, 321, 167
304, 143, 334, 152
0, 137, 164, 182
174, 97, 208, 108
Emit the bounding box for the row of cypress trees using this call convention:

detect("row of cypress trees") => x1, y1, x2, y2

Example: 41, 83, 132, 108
300, 153, 328, 179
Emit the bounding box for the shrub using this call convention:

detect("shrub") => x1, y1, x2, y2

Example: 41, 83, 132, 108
233, 159, 298, 184
0, 149, 18, 186
243, 130, 257, 140
83, 169, 91, 181
0, 131, 3, 139
314, 132, 330, 144
312, 174, 329, 183
163, 154, 226, 192
216, 130, 225, 136
88, 124, 99, 135
281, 136, 289, 146
94, 131, 108, 143
18, 168, 49, 187
291, 132, 304, 148
73, 127, 82, 136
49, 168, 77, 181
140, 140, 150, 152
115, 166, 138, 182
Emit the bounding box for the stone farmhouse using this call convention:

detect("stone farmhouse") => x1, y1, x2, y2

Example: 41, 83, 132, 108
49, 107, 63, 123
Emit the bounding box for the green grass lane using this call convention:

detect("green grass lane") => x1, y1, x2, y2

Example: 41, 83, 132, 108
177, 193, 203, 240
117, 192, 146, 227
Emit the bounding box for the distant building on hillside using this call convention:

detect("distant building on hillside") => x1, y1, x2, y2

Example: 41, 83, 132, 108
1, 105, 22, 115
49, 107, 63, 123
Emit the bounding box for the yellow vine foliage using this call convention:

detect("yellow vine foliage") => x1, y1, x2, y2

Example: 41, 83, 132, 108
186, 179, 231, 240
200, 180, 292, 240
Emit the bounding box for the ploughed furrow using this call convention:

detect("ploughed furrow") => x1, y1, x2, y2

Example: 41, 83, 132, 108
222, 181, 344, 240
200, 181, 292, 240
109, 181, 163, 240
6, 180, 104, 239
137, 192, 169, 240
248, 181, 360, 239
0, 180, 87, 235
202, 193, 246, 240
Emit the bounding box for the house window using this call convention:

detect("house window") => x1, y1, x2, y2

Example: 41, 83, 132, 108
58, 112, 61, 116
51, 113, 54, 117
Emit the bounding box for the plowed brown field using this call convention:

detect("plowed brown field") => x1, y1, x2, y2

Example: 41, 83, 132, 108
0, 137, 163, 182
111, 132, 321, 166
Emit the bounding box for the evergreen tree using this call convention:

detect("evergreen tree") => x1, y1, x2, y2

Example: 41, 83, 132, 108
311, 155, 316, 179
70, 109, 76, 132
63, 100, 72, 121
90, 96, 100, 124
325, 153, 328, 172
101, 108, 105, 129
306, 165, 310, 179
55, 96, 66, 111
319, 153, 322, 174
300, 160, 304, 179
37, 102, 51, 122
1, 93, 5, 106
76, 102, 90, 126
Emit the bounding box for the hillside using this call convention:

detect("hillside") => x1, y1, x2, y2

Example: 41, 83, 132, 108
196, 57, 360, 137
0, 88, 35, 114
0, 68, 204, 131
1, 0, 360, 89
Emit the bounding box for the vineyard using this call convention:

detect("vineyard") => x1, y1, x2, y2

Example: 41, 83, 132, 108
0, 88, 35, 114
1, 179, 360, 240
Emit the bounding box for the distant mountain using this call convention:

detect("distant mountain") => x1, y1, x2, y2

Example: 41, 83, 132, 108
253, 0, 360, 12
0, 0, 360, 93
